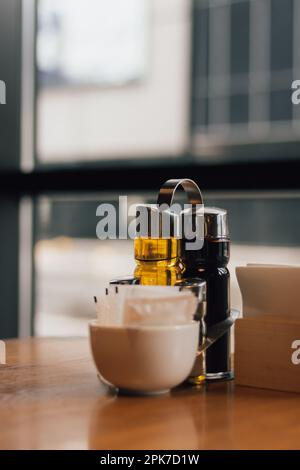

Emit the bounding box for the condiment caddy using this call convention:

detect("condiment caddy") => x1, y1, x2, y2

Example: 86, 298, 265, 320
89, 179, 237, 393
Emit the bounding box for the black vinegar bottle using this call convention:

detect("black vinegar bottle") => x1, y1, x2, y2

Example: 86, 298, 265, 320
183, 207, 233, 381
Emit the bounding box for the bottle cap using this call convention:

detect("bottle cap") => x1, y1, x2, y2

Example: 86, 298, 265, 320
204, 207, 229, 240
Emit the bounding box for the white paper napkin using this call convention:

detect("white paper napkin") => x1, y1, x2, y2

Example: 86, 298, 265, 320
94, 285, 197, 326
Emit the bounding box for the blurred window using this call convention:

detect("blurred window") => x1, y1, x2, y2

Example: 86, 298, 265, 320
34, 193, 143, 336
192, 0, 299, 159
2, 0, 299, 340
36, 0, 190, 164
37, 0, 147, 87
34, 192, 300, 336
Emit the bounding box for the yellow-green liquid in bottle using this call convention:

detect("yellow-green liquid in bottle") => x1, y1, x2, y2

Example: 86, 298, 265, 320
134, 237, 184, 286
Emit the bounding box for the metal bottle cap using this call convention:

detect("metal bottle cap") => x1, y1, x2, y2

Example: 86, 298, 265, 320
204, 207, 229, 240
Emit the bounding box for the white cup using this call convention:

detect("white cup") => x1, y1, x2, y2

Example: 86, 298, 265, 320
89, 321, 199, 395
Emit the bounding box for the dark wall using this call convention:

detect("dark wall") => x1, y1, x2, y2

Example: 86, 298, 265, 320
0, 0, 22, 337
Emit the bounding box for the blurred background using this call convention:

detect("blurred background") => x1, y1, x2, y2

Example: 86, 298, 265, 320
0, 0, 300, 338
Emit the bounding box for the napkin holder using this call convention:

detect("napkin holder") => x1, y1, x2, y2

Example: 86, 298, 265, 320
235, 265, 300, 393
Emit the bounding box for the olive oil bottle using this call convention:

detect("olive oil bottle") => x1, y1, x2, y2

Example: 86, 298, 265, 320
133, 204, 184, 286
134, 236, 184, 286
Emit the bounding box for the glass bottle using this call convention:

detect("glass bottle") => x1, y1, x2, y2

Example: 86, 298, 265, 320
183, 207, 233, 381
134, 205, 184, 286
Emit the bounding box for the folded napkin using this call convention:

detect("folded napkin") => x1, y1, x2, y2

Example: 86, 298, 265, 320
94, 285, 198, 327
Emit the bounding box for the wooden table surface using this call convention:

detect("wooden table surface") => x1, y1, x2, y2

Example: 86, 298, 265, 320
0, 338, 300, 450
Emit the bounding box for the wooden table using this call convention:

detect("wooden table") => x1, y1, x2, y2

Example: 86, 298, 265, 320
0, 338, 300, 450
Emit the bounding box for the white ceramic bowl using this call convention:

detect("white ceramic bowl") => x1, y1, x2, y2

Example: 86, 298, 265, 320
89, 321, 199, 394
